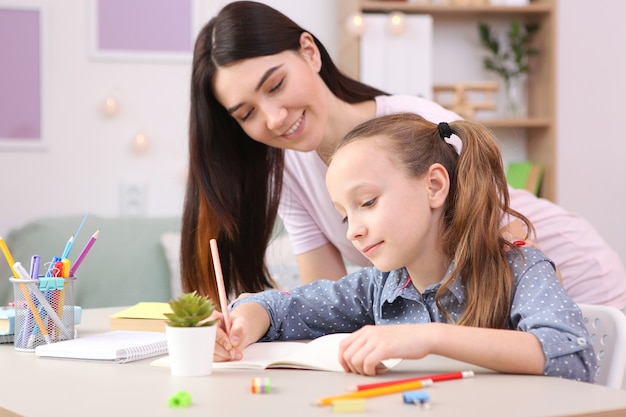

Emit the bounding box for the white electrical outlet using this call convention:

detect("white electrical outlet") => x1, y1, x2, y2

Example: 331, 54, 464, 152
119, 181, 146, 216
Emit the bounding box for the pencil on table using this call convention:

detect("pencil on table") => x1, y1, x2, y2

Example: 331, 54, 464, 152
314, 379, 433, 406
348, 370, 474, 392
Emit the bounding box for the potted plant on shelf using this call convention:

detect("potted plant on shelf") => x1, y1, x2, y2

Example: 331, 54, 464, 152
164, 291, 217, 377
478, 20, 539, 118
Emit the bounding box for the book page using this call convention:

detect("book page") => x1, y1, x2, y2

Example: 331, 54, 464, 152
151, 333, 402, 372
214, 341, 310, 370
267, 333, 349, 371
211, 333, 351, 371
150, 340, 310, 370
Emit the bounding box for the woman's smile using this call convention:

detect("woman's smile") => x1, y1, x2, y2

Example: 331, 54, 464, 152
283, 112, 305, 138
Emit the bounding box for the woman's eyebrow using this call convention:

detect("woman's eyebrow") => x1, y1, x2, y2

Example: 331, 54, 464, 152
255, 65, 282, 92
226, 64, 284, 115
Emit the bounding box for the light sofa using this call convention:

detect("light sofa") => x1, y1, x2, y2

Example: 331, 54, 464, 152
0, 215, 301, 309
0, 215, 181, 308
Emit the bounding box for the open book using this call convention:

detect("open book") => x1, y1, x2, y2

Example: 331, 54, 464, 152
151, 333, 401, 372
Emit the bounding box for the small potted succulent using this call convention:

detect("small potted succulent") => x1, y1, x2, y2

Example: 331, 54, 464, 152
164, 291, 217, 377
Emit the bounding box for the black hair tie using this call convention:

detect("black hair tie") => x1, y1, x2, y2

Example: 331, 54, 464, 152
437, 122, 453, 140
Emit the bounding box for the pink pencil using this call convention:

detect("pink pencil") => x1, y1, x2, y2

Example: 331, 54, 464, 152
210, 239, 231, 332
348, 370, 474, 392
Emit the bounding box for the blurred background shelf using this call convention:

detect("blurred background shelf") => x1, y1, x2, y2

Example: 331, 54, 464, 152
338, 0, 556, 200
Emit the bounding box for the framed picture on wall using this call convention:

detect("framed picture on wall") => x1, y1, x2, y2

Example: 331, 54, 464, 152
0, 1, 46, 150
87, 0, 209, 63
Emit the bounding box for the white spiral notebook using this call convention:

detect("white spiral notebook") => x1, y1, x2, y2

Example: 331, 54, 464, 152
35, 330, 168, 363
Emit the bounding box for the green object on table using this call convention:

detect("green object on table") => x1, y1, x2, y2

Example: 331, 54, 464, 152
168, 391, 192, 408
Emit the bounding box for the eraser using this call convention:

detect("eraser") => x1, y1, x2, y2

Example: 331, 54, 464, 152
168, 391, 192, 408
331, 399, 366, 413
251, 377, 271, 394
402, 389, 430, 407
403, 389, 430, 405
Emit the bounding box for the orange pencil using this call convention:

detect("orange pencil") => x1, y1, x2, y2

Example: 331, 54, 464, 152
348, 370, 474, 392
210, 239, 231, 332
314, 379, 433, 406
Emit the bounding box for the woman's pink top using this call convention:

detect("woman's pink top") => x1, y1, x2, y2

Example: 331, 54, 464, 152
278, 95, 626, 308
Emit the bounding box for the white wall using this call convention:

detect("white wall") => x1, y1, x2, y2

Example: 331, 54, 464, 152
556, 0, 626, 262
0, 0, 191, 236
209, 0, 338, 57
0, 0, 337, 237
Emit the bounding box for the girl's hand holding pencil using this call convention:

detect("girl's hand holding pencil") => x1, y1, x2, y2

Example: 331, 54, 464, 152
210, 238, 238, 361
212, 302, 271, 362
210, 239, 271, 362
213, 311, 242, 362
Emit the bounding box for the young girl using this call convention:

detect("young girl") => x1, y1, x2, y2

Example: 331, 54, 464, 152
183, 0, 626, 312
213, 113, 595, 382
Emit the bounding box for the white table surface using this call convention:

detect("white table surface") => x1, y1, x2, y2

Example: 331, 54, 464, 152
1, 307, 626, 417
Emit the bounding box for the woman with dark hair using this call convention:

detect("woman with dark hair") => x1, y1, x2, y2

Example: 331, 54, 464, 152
182, 1, 626, 313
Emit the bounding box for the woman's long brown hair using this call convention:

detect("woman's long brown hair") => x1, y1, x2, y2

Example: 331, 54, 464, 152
182, 1, 386, 310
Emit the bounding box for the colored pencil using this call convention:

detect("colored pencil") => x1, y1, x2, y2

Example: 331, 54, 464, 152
69, 230, 99, 276
314, 379, 433, 406
348, 370, 474, 392
61, 235, 74, 259
210, 239, 231, 332
0, 236, 18, 277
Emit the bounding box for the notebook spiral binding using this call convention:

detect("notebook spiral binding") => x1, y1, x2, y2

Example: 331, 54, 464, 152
118, 339, 169, 363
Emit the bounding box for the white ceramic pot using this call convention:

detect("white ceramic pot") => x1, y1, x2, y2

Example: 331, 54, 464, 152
165, 325, 216, 377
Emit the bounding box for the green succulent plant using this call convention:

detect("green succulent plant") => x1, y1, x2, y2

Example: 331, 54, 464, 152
164, 291, 216, 327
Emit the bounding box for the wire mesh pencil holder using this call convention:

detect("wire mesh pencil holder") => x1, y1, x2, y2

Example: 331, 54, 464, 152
9, 277, 76, 352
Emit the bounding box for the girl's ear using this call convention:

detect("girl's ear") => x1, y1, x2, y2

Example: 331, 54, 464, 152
299, 32, 322, 72
427, 163, 450, 209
